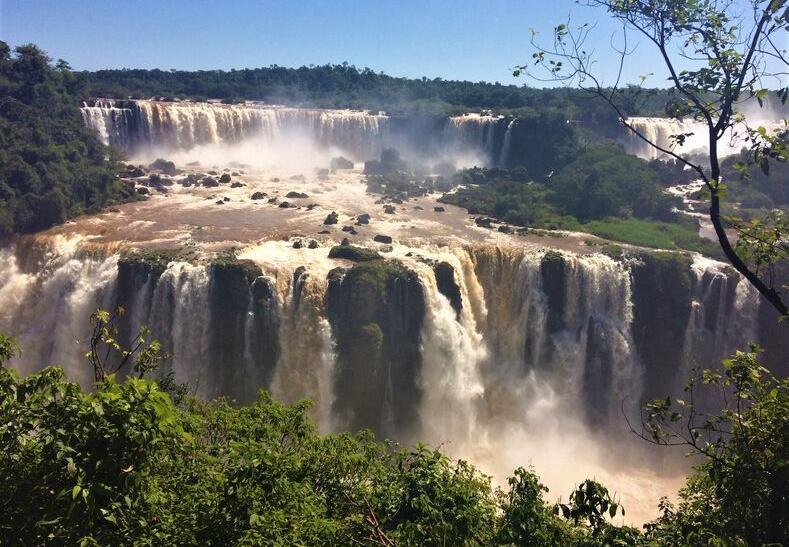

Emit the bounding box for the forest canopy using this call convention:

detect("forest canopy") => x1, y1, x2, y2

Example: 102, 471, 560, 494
0, 42, 133, 236
80, 63, 680, 120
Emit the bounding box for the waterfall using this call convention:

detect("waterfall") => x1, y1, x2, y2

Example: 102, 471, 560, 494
621, 116, 785, 160
0, 237, 118, 386
498, 119, 515, 167
1, 237, 766, 419
458, 247, 640, 430
80, 99, 511, 165
445, 113, 502, 162
270, 266, 336, 431
80, 99, 392, 160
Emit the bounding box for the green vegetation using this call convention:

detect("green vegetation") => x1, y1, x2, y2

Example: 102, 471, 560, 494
438, 144, 723, 254
581, 218, 720, 255
722, 148, 789, 214
0, 325, 785, 545
0, 42, 134, 236
520, 0, 789, 315
636, 345, 789, 545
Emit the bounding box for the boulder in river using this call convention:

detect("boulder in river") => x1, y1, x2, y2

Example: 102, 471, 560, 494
286, 191, 309, 199
149, 158, 178, 175
324, 211, 339, 225
330, 156, 354, 170
373, 234, 393, 244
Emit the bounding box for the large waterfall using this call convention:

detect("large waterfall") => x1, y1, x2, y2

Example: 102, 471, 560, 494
81, 99, 511, 166
5, 236, 767, 418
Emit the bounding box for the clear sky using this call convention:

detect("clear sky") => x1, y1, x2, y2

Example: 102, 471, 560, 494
0, 0, 784, 88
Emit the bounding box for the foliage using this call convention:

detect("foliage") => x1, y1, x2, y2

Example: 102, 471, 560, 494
547, 144, 678, 222
0, 41, 134, 236
439, 147, 724, 254
636, 346, 789, 545
497, 467, 575, 545
0, 332, 21, 366
0, 366, 506, 546
557, 480, 623, 535
581, 217, 720, 255
87, 307, 167, 382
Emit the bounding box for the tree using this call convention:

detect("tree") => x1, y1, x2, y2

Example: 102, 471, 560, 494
0, 333, 21, 367
632, 346, 788, 545
518, 0, 789, 316
86, 307, 166, 382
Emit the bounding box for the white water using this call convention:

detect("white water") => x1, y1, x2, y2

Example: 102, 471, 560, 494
622, 116, 786, 160
81, 99, 506, 168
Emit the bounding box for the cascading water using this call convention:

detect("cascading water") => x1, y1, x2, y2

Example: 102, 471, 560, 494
80, 99, 511, 166
497, 119, 515, 167
620, 116, 785, 160
445, 113, 501, 160
1, 236, 765, 428
81, 99, 390, 160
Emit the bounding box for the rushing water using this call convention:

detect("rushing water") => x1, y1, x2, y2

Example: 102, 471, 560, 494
81, 99, 510, 166
620, 116, 785, 160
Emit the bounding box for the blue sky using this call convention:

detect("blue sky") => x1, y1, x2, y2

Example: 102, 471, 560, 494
0, 0, 783, 87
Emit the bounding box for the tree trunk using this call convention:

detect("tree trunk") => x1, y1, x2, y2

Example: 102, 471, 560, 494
708, 132, 788, 317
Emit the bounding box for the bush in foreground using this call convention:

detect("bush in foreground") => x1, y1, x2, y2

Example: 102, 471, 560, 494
0, 329, 784, 545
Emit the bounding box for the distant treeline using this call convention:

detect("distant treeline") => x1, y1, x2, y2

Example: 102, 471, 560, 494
80, 63, 677, 120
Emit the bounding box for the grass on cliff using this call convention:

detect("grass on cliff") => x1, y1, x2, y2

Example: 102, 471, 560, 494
578, 218, 722, 256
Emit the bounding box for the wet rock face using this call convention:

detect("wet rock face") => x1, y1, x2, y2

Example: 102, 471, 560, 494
630, 252, 693, 400
433, 261, 462, 319
326, 258, 425, 439
114, 250, 193, 373
330, 156, 354, 170
207, 258, 267, 397
540, 251, 567, 334
249, 276, 280, 388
